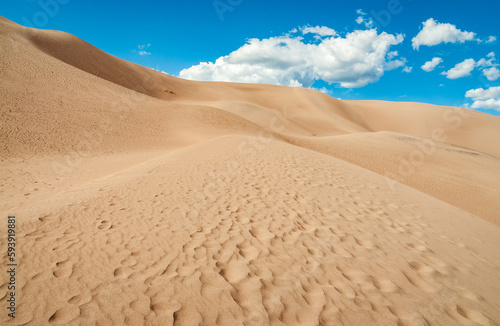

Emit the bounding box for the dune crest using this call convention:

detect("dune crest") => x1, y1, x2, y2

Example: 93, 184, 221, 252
1, 17, 500, 325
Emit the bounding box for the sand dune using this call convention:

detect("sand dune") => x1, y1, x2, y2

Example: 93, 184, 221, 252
1, 17, 500, 325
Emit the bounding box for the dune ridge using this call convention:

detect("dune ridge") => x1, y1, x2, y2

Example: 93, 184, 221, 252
1, 17, 500, 325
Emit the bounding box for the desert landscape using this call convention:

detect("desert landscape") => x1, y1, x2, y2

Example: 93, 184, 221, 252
1, 16, 500, 325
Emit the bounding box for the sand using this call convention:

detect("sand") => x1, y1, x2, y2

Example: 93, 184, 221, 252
1, 16, 500, 325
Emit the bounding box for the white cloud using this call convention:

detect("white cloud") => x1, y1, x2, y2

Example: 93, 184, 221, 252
150, 67, 169, 74
412, 18, 476, 50
300, 25, 337, 37
421, 57, 443, 72
134, 44, 151, 55
486, 36, 497, 43
483, 67, 500, 81
355, 9, 374, 29
468, 99, 500, 110
312, 87, 333, 95
441, 59, 476, 79
179, 28, 405, 88
440, 53, 498, 80
466, 86, 500, 100
477, 52, 496, 67
403, 66, 412, 73
476, 52, 499, 80
465, 86, 500, 111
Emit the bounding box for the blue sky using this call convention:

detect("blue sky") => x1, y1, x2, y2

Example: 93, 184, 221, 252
2, 0, 500, 116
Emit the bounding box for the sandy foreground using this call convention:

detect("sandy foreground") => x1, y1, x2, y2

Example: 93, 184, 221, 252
1, 16, 500, 325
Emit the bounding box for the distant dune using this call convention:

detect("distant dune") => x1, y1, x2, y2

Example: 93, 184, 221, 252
1, 16, 500, 325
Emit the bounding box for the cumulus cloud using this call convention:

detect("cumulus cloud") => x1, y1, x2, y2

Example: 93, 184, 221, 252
421, 57, 443, 72
465, 86, 500, 100
179, 28, 405, 88
355, 9, 374, 29
441, 59, 476, 79
402, 66, 413, 73
483, 67, 500, 81
485, 36, 497, 43
412, 18, 476, 50
440, 53, 498, 80
477, 52, 499, 80
300, 25, 337, 37
477, 52, 496, 67
465, 86, 500, 111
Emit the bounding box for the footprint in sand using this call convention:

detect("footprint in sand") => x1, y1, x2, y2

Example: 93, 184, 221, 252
332, 281, 356, 299
237, 242, 260, 261
113, 266, 134, 279
250, 226, 275, 241
53, 260, 73, 278
217, 258, 250, 284
354, 236, 377, 250
406, 242, 428, 252
408, 261, 436, 277
341, 269, 369, 284
98, 220, 112, 230
447, 305, 493, 326
373, 278, 399, 293
402, 271, 437, 293
48, 305, 80, 324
